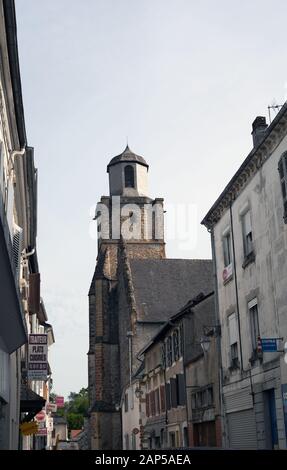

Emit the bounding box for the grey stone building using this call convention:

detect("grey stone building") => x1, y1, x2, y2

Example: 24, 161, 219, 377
202, 103, 287, 449
88, 146, 213, 449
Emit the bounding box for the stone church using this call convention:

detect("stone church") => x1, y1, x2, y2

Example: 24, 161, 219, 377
88, 146, 213, 449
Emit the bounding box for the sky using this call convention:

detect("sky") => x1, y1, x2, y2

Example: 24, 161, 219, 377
15, 0, 287, 398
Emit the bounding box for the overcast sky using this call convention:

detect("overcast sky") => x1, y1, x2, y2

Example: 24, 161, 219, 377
16, 0, 287, 398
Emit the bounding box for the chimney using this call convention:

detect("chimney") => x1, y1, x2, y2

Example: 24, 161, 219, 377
251, 116, 268, 148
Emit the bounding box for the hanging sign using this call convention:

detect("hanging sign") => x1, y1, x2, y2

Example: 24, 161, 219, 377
28, 334, 48, 381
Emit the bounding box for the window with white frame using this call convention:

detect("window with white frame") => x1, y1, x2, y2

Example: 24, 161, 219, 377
242, 210, 253, 257
228, 313, 239, 364
249, 298, 260, 354
278, 152, 287, 221
166, 336, 173, 367
223, 231, 232, 267
173, 330, 179, 361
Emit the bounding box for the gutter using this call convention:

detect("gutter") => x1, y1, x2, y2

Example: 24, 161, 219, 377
3, 0, 27, 148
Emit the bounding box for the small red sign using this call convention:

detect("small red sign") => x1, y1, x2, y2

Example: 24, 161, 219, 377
35, 410, 46, 422
56, 396, 65, 408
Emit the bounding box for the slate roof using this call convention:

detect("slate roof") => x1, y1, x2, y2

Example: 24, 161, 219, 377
129, 258, 213, 322
107, 145, 148, 171
139, 291, 214, 356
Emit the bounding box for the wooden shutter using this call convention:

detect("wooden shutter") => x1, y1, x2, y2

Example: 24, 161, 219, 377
160, 385, 166, 413
177, 374, 186, 406
150, 390, 156, 416
170, 377, 178, 408
166, 383, 171, 410
29, 272, 41, 314
155, 388, 160, 415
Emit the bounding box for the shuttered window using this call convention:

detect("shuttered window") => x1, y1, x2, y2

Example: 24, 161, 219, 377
155, 388, 160, 415
29, 272, 41, 314
242, 210, 253, 257
228, 313, 239, 363
160, 385, 166, 413
150, 390, 156, 416
223, 231, 232, 267
170, 377, 178, 408
166, 382, 171, 410
176, 374, 186, 406
12, 224, 23, 280
146, 393, 150, 417
249, 299, 260, 353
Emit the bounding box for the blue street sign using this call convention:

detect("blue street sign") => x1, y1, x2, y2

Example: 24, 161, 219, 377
261, 338, 278, 352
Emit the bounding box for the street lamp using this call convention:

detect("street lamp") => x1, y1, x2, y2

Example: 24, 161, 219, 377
200, 336, 211, 353
200, 325, 221, 353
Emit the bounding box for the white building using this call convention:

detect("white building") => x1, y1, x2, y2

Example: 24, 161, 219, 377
0, 0, 55, 449
202, 103, 287, 449
0, 0, 28, 449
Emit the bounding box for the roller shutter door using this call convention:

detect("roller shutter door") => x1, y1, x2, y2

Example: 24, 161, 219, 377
227, 409, 257, 449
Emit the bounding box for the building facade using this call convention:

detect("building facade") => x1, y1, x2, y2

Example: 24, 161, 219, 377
88, 146, 214, 449
0, 0, 55, 449
184, 293, 222, 448
202, 104, 287, 449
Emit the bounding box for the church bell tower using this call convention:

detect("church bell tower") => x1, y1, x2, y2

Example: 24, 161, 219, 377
88, 146, 165, 450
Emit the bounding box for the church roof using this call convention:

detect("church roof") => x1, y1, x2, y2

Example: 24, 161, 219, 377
107, 145, 148, 171
129, 258, 213, 322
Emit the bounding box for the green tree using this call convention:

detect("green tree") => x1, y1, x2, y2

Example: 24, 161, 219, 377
53, 388, 88, 435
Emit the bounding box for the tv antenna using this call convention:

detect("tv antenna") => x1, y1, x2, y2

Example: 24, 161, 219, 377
268, 103, 283, 123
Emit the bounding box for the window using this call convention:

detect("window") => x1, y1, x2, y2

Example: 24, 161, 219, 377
166, 336, 173, 367
124, 392, 128, 412
169, 432, 176, 448
249, 299, 260, 354
223, 232, 232, 267
124, 165, 135, 188
176, 374, 186, 406
207, 386, 214, 406
170, 377, 178, 408
160, 385, 166, 413
150, 390, 156, 416
278, 152, 287, 221
242, 210, 253, 257
146, 393, 150, 417
161, 343, 166, 369
228, 313, 239, 366
173, 330, 179, 361
155, 388, 160, 415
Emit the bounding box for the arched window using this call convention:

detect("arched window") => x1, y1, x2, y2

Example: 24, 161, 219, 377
278, 152, 287, 222
124, 165, 135, 188
173, 330, 179, 361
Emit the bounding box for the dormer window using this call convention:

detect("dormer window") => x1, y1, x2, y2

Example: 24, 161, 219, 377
124, 165, 135, 188
278, 152, 287, 222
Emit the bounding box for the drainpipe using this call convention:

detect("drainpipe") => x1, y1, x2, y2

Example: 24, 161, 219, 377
9, 148, 26, 173
209, 227, 228, 448
182, 322, 190, 448
229, 202, 244, 371
127, 331, 133, 387
10, 148, 26, 159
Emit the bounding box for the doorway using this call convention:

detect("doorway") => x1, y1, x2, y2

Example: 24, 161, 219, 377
263, 389, 278, 449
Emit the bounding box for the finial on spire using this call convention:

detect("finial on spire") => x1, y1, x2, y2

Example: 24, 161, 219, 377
124, 137, 131, 153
